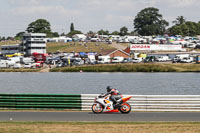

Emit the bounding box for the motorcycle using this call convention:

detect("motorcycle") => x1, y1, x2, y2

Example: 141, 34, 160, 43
92, 94, 132, 114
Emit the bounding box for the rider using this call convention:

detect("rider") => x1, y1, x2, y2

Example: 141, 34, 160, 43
103, 86, 123, 107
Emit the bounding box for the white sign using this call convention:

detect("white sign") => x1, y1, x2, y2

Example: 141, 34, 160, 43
130, 44, 182, 51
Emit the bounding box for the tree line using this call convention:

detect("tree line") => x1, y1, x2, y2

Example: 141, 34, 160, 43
7, 7, 200, 40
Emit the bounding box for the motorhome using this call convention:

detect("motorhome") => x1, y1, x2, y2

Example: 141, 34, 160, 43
111, 56, 124, 63
0, 60, 9, 68
88, 55, 96, 64
97, 56, 111, 64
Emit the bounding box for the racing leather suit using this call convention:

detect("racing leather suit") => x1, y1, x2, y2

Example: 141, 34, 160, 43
104, 89, 122, 105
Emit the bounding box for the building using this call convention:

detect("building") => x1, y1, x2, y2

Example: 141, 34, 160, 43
72, 34, 87, 41
1, 33, 47, 56
47, 36, 72, 43
22, 33, 46, 56
1, 44, 20, 55
99, 49, 130, 58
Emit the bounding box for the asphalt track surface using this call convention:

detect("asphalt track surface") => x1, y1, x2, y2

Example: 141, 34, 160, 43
0, 112, 200, 122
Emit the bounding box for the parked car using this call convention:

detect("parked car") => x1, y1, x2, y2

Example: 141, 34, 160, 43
97, 56, 111, 64
123, 58, 132, 63
71, 58, 84, 66
132, 58, 143, 63
13, 63, 22, 69
111, 56, 124, 63
24, 63, 32, 68
144, 56, 156, 63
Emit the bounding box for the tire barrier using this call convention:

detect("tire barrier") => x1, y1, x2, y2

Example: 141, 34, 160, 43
81, 94, 200, 112
0, 94, 81, 110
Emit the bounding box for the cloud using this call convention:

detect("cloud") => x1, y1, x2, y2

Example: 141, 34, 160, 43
1, 0, 200, 37
163, 0, 199, 7
10, 5, 80, 17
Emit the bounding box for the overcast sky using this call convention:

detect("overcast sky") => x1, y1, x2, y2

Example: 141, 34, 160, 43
0, 0, 200, 37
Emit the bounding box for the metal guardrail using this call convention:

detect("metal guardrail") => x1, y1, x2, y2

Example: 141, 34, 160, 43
81, 94, 200, 112
0, 94, 81, 110
1, 94, 200, 111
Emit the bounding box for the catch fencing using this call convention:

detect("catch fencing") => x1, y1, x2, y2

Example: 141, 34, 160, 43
81, 94, 200, 112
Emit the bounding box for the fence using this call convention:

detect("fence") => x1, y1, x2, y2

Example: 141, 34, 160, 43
0, 94, 81, 110
81, 94, 200, 112
1, 94, 200, 111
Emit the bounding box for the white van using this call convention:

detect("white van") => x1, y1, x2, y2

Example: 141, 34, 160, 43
112, 56, 124, 63
21, 57, 35, 64
157, 56, 171, 62
97, 56, 111, 64
173, 54, 190, 63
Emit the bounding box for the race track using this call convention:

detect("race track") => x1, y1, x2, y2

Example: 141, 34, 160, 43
0, 112, 200, 122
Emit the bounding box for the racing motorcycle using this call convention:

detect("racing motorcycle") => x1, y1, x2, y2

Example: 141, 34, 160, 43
92, 94, 132, 114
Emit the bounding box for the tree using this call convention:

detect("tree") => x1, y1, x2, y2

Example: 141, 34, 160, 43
169, 21, 199, 36
67, 30, 82, 37
134, 7, 169, 36
51, 32, 59, 37
26, 19, 51, 36
120, 26, 128, 36
169, 25, 183, 35
70, 23, 75, 32
15, 32, 25, 40
111, 31, 120, 35
185, 21, 199, 36
97, 29, 110, 35
172, 16, 186, 25
87, 31, 95, 34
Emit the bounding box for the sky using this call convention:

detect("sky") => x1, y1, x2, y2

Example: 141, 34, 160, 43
0, 0, 200, 37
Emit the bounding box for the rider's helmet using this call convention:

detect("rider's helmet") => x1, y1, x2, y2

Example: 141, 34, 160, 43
106, 86, 112, 92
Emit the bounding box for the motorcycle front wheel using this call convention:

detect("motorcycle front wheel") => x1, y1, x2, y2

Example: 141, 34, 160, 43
119, 102, 131, 114
92, 103, 103, 113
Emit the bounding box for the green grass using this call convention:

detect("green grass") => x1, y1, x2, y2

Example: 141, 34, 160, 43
47, 42, 116, 53
50, 63, 200, 72
0, 69, 41, 72
50, 63, 178, 72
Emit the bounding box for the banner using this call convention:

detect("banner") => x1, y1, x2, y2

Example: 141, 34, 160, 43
130, 44, 182, 51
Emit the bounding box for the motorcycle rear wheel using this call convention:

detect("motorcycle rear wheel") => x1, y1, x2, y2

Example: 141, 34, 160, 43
119, 102, 131, 114
92, 103, 103, 113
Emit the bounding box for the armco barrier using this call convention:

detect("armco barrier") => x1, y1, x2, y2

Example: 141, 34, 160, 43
0, 94, 81, 110
81, 94, 200, 112
1, 94, 200, 111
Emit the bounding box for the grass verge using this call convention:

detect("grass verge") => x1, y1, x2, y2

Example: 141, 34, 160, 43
50, 63, 200, 72
0, 69, 41, 72
0, 122, 200, 133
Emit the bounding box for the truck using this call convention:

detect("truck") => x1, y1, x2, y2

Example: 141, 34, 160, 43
156, 56, 171, 62
172, 54, 190, 63
32, 52, 48, 63
111, 56, 124, 63
97, 56, 111, 64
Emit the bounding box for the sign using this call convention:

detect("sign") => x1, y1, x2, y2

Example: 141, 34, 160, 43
130, 44, 182, 51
